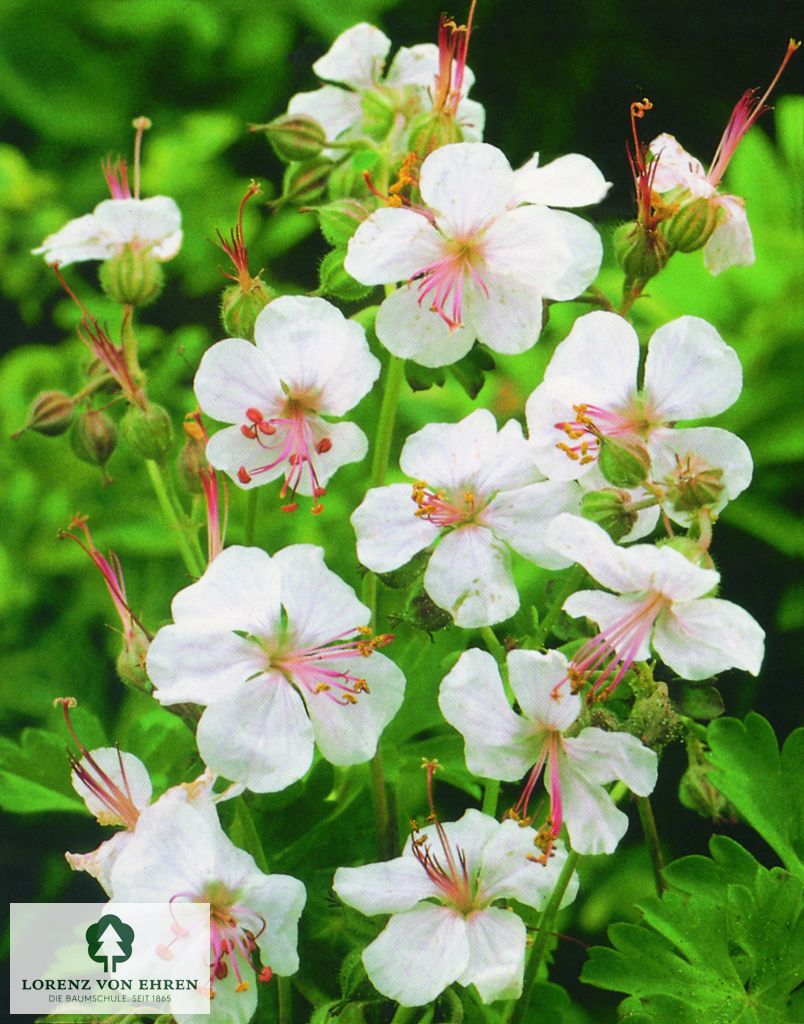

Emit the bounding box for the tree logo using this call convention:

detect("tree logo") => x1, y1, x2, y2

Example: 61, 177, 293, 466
85, 914, 135, 973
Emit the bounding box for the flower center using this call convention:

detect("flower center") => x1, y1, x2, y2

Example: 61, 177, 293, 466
409, 236, 488, 330
511, 732, 564, 864
236, 402, 330, 513
412, 481, 477, 526
555, 398, 657, 465
273, 627, 393, 706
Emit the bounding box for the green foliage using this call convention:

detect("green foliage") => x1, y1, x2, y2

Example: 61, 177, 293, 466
582, 836, 804, 1023
705, 714, 804, 876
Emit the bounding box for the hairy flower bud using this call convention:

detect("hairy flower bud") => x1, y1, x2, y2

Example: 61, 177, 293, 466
597, 434, 651, 488
220, 278, 274, 339
662, 195, 724, 253
12, 390, 75, 439
313, 199, 370, 247
99, 246, 165, 306
70, 409, 118, 470
580, 487, 638, 540
115, 625, 151, 693
613, 220, 671, 283
660, 536, 717, 574
407, 110, 464, 160
255, 114, 327, 163
360, 88, 398, 141
664, 454, 725, 512
121, 403, 174, 461
280, 158, 333, 206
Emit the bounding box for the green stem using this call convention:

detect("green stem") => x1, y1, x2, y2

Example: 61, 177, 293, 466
121, 303, 143, 382
145, 459, 204, 577
278, 974, 292, 1024
389, 1004, 418, 1024
482, 779, 500, 817
244, 488, 259, 547
369, 747, 395, 859
507, 849, 581, 1024
479, 625, 505, 662
637, 795, 666, 894
531, 565, 586, 649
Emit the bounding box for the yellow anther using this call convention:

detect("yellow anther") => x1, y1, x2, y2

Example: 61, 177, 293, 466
235, 981, 250, 993
313, 683, 331, 693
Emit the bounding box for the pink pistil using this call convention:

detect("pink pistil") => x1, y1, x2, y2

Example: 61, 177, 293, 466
409, 244, 489, 330
433, 1, 477, 117
411, 761, 475, 914
101, 157, 132, 200
551, 592, 668, 701
707, 39, 800, 188
216, 181, 261, 288
54, 697, 141, 829
511, 733, 564, 863
277, 627, 393, 706
237, 404, 330, 514
555, 403, 640, 464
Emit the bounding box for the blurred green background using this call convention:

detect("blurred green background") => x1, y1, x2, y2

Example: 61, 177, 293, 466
1, 0, 801, 1019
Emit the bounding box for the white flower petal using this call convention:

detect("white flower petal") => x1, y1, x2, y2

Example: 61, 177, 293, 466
555, 755, 631, 855
32, 213, 114, 265
385, 42, 439, 87
352, 483, 440, 573
404, 809, 500, 868
197, 677, 314, 792
457, 96, 485, 142
94, 196, 182, 249
181, 964, 256, 1024
345, 207, 444, 285
374, 284, 475, 366
704, 194, 755, 275
438, 648, 536, 781
151, 228, 183, 261
506, 649, 581, 731
463, 272, 544, 355
170, 546, 282, 632
311, 418, 370, 491
334, 857, 439, 914
471, 419, 545, 494
525, 380, 599, 482
521, 207, 602, 300
564, 728, 658, 795
242, 873, 306, 976
482, 480, 581, 568
362, 905, 469, 1006
287, 85, 362, 143
313, 23, 391, 88
542, 310, 640, 404
458, 907, 526, 1003
545, 513, 641, 592
66, 831, 133, 895
303, 652, 404, 765
420, 142, 514, 237
253, 296, 380, 415
652, 597, 764, 679
477, 820, 577, 910
643, 316, 742, 421
400, 408, 499, 492
648, 134, 713, 197
194, 337, 284, 424
72, 748, 152, 821
512, 152, 611, 208
205, 424, 284, 490
563, 590, 653, 663
273, 544, 368, 646
425, 526, 518, 627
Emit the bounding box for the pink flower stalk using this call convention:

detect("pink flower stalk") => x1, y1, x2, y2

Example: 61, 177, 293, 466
55, 697, 142, 830
53, 266, 145, 406
707, 39, 800, 187
432, 1, 477, 117
59, 514, 150, 647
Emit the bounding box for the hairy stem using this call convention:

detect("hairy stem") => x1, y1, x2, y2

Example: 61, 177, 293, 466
482, 779, 500, 817
145, 459, 203, 577
637, 794, 666, 894
278, 975, 292, 1024
244, 487, 259, 547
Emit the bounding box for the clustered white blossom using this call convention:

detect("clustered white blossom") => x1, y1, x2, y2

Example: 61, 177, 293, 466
36, 14, 781, 1023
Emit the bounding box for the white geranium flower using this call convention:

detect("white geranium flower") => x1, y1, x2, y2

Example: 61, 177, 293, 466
526, 311, 743, 483
545, 514, 765, 692
287, 22, 484, 151
109, 798, 305, 1024
56, 698, 240, 893
439, 649, 658, 856
344, 142, 603, 367
351, 409, 580, 627
646, 40, 799, 275
33, 157, 181, 267
194, 295, 379, 510
146, 545, 405, 793
333, 802, 577, 1006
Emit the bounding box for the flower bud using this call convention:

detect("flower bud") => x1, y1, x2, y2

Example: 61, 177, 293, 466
327, 158, 375, 202
115, 625, 151, 693
613, 220, 671, 283
85, 357, 119, 394
121, 403, 174, 461
580, 487, 638, 540
220, 278, 273, 339
407, 111, 464, 159
312, 199, 370, 247
317, 248, 372, 302
679, 732, 735, 822
361, 88, 398, 141
626, 680, 682, 752
255, 114, 327, 162
659, 536, 717, 573
661, 196, 723, 253
12, 390, 74, 440
280, 158, 333, 206
597, 435, 651, 488
664, 455, 725, 512
70, 409, 117, 470
99, 246, 165, 307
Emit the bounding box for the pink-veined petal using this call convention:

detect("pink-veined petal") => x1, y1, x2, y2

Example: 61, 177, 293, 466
352, 483, 440, 573
425, 525, 518, 627
457, 907, 526, 1003
652, 597, 765, 679
333, 857, 440, 915
344, 207, 444, 285
506, 649, 581, 731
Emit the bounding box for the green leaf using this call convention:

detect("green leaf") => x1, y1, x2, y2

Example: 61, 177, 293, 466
0, 727, 87, 814
448, 345, 496, 399
582, 838, 804, 1023
705, 713, 804, 875
676, 683, 724, 720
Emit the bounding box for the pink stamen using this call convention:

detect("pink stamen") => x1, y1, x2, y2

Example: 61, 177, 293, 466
433, 1, 477, 117
409, 243, 488, 330
555, 403, 640, 465
707, 40, 800, 187
278, 627, 393, 706
412, 761, 475, 913
412, 481, 476, 527
216, 181, 261, 287
101, 157, 132, 199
